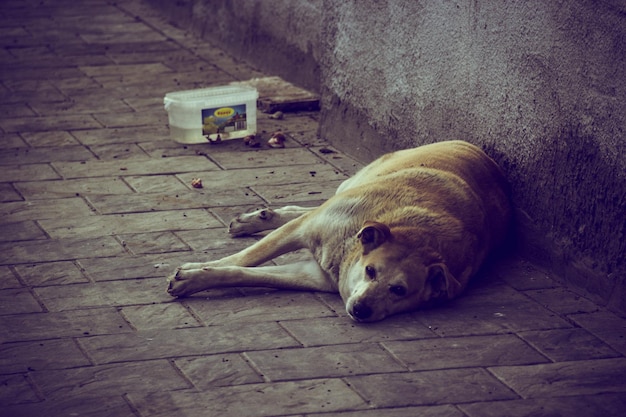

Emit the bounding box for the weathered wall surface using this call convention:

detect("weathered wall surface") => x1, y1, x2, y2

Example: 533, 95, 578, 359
146, 0, 626, 315
146, 0, 322, 92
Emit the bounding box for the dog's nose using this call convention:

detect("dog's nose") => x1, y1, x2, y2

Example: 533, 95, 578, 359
352, 302, 372, 320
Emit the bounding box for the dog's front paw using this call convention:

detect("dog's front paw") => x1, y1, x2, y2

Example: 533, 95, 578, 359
228, 208, 275, 237
167, 268, 194, 297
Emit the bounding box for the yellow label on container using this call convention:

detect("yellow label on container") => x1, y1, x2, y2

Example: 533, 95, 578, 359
214, 107, 235, 118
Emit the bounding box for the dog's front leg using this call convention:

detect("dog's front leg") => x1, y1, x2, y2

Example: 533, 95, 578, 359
168, 259, 336, 297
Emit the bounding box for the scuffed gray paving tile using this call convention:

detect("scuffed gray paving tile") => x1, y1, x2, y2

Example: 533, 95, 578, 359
30, 360, 189, 399
86, 189, 262, 214
460, 393, 626, 417
0, 114, 102, 132
92, 111, 168, 129
85, 143, 150, 160
252, 180, 343, 205
34, 278, 172, 311
121, 303, 201, 330
15, 177, 134, 199
0, 183, 22, 202
39, 209, 221, 238
347, 368, 517, 407
188, 291, 337, 325
0, 133, 27, 148
415, 282, 572, 336
175, 229, 257, 253
0, 236, 124, 265
78, 322, 299, 364
174, 354, 264, 389
280, 315, 436, 347
128, 379, 366, 417
0, 266, 21, 289
0, 163, 60, 182
524, 287, 601, 315
312, 405, 466, 417
0, 145, 94, 164
0, 221, 46, 241
0, 307, 132, 343
78, 253, 201, 281
0, 374, 39, 406
569, 311, 626, 355
79, 62, 173, 77
383, 334, 548, 371
124, 174, 188, 193
120, 231, 191, 254
518, 328, 621, 362
14, 261, 88, 286
0, 339, 90, 373
493, 257, 557, 290
489, 358, 626, 398
71, 126, 169, 146
0, 395, 137, 417
19, 131, 80, 147
246, 343, 406, 381
52, 155, 219, 178
0, 288, 42, 315
210, 147, 326, 169
0, 198, 95, 223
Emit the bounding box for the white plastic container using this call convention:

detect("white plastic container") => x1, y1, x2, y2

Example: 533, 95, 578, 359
164, 85, 258, 144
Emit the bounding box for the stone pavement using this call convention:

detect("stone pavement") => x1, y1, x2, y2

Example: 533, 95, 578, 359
1, 0, 626, 416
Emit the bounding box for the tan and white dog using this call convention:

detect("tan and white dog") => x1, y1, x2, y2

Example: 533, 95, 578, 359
167, 140, 512, 322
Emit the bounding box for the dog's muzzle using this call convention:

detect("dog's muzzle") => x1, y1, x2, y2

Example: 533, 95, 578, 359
350, 301, 373, 321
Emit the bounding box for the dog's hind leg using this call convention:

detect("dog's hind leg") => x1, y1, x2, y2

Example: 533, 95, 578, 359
168, 258, 336, 297
228, 205, 316, 236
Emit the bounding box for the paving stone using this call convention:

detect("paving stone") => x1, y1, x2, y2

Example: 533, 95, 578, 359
70, 125, 170, 146
128, 378, 367, 417
0, 288, 42, 315
518, 328, 621, 362
175, 229, 259, 253
489, 358, 626, 398
19, 130, 80, 147
0, 221, 46, 241
0, 395, 137, 417
123, 174, 188, 193
0, 307, 132, 343
53, 155, 219, 178
187, 291, 338, 325
415, 281, 572, 336
15, 177, 134, 200
30, 360, 189, 399
0, 236, 124, 265
14, 261, 88, 286
78, 252, 202, 281
39, 208, 221, 238
0, 374, 39, 406
568, 311, 626, 355
121, 303, 201, 330
0, 339, 91, 373
383, 334, 548, 371
0, 163, 60, 182
246, 343, 406, 381
210, 147, 326, 169
460, 393, 626, 417
0, 114, 102, 132
0, 266, 21, 289
0, 133, 27, 148
280, 316, 436, 347
347, 368, 517, 407
311, 405, 467, 417
78, 322, 300, 364
493, 257, 557, 290
174, 354, 264, 389
34, 277, 173, 311
252, 180, 344, 204
0, 198, 95, 223
523, 287, 602, 315
0, 183, 22, 202
86, 143, 151, 160
120, 231, 191, 254
0, 145, 94, 164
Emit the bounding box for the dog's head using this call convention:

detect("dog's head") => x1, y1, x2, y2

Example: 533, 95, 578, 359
341, 221, 463, 322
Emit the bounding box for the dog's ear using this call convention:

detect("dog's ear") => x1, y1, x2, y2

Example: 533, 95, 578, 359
357, 221, 391, 254
426, 263, 462, 302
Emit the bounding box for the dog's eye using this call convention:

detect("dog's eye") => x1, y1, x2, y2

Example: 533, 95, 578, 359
389, 285, 407, 297
365, 265, 376, 280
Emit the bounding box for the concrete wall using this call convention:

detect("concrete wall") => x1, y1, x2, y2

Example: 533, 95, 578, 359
146, 0, 626, 315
